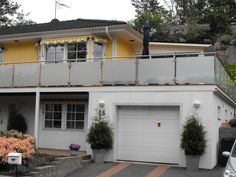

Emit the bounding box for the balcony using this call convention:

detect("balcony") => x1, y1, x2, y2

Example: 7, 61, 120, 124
0, 52, 235, 100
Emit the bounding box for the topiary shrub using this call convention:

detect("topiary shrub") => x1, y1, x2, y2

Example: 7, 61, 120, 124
181, 115, 206, 156
87, 106, 113, 150
7, 105, 27, 134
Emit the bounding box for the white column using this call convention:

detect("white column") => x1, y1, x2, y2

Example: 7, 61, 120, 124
34, 88, 40, 147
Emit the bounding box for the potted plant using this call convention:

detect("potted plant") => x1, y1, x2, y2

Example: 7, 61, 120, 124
180, 115, 206, 171
69, 143, 80, 156
86, 104, 113, 164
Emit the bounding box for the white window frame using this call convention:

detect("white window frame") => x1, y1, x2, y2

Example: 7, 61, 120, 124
66, 103, 85, 130
45, 44, 65, 63
44, 103, 63, 129
43, 101, 85, 130
67, 41, 87, 62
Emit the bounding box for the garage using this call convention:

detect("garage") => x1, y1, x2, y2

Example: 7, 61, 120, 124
117, 106, 180, 164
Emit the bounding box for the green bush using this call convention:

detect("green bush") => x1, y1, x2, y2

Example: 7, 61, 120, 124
225, 65, 236, 84
180, 115, 206, 156
7, 107, 27, 134
87, 107, 113, 150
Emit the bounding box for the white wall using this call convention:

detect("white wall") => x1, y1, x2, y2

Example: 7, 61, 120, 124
0, 96, 35, 135
86, 85, 234, 169
38, 103, 88, 151
211, 94, 234, 167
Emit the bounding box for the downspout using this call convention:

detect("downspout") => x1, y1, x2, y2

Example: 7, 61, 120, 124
105, 26, 113, 40
105, 26, 116, 59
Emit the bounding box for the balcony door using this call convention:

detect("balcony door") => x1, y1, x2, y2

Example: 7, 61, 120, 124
93, 42, 104, 61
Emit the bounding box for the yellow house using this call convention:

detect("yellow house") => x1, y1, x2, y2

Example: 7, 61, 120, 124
0, 18, 210, 64
0, 18, 234, 170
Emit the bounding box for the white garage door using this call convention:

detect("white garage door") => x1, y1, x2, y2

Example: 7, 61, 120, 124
117, 106, 180, 164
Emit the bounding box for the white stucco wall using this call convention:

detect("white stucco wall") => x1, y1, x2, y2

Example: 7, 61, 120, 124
86, 85, 235, 169
0, 95, 35, 135
211, 94, 234, 167
38, 103, 88, 151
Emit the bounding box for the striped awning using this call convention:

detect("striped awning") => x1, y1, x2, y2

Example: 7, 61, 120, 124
93, 37, 107, 43
40, 36, 107, 45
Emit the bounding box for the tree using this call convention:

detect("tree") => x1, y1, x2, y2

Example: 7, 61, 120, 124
175, 0, 236, 34
130, 0, 172, 32
174, 0, 208, 24
206, 0, 236, 34
7, 105, 28, 133
0, 0, 34, 26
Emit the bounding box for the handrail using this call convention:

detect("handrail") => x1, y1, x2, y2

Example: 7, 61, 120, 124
0, 52, 217, 65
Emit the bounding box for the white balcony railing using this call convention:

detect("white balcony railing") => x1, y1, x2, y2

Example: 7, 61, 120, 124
0, 52, 235, 100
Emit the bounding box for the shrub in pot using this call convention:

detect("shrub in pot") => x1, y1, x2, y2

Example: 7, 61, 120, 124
87, 105, 113, 164
180, 115, 206, 171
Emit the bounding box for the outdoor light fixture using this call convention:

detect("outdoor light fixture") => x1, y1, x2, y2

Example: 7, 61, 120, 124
193, 100, 201, 108
99, 100, 105, 108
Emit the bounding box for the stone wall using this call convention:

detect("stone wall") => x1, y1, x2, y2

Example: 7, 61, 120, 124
28, 155, 91, 177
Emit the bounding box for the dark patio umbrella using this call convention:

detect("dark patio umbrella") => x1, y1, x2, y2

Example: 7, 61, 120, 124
142, 21, 151, 59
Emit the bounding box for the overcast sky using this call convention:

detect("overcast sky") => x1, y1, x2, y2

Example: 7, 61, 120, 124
14, 0, 136, 23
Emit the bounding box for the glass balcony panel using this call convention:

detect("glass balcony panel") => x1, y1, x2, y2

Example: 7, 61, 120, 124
14, 64, 40, 87
176, 56, 215, 84
103, 59, 136, 85
138, 58, 174, 85
70, 62, 101, 85
0, 65, 13, 87
40, 63, 69, 86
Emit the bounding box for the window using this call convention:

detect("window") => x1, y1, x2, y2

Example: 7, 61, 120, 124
67, 42, 87, 62
217, 106, 221, 120
46, 44, 64, 63
66, 104, 85, 129
44, 104, 62, 128
93, 42, 104, 60
225, 109, 228, 121
43, 102, 85, 130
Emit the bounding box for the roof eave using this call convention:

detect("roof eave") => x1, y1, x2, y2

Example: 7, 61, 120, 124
0, 24, 132, 43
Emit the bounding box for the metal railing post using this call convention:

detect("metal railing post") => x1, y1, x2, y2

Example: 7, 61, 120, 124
12, 65, 15, 87
38, 63, 42, 87
173, 53, 177, 84
68, 62, 71, 87
135, 57, 139, 85
100, 59, 104, 85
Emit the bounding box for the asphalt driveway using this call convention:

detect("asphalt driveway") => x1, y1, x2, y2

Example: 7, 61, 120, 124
66, 163, 224, 177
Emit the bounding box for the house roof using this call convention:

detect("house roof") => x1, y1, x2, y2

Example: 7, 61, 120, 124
0, 18, 127, 36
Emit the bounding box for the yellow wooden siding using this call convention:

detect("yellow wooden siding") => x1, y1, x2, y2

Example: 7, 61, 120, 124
116, 37, 133, 58
134, 44, 207, 55
3, 42, 37, 63
105, 38, 112, 59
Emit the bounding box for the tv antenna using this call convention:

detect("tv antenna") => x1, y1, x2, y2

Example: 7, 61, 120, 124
54, 0, 70, 19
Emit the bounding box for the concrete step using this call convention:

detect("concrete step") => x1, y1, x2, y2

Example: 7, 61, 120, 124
81, 159, 93, 166
81, 154, 91, 160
